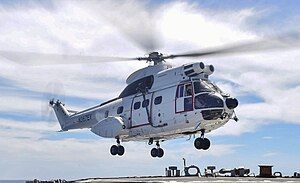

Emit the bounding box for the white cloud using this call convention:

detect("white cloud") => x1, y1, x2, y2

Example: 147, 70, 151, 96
159, 2, 258, 54
263, 152, 278, 157
0, 94, 48, 117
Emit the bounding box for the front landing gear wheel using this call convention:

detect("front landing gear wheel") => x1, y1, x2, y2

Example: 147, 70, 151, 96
202, 138, 210, 150
150, 141, 165, 158
194, 137, 211, 150
194, 138, 203, 150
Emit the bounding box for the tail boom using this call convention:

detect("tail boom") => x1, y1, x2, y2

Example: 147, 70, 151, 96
50, 100, 98, 131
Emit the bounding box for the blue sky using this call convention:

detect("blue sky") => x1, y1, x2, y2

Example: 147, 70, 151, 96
0, 0, 300, 180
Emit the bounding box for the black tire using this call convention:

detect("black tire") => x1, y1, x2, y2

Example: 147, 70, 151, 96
157, 148, 164, 158
202, 138, 210, 150
117, 145, 125, 156
110, 145, 118, 155
194, 138, 204, 150
151, 148, 158, 158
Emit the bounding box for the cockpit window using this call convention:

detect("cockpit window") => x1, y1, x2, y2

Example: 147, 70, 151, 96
194, 81, 212, 94
194, 80, 224, 94
194, 93, 224, 109
185, 84, 193, 96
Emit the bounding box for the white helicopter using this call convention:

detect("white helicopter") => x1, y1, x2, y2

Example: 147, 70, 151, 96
47, 32, 300, 158
1, 32, 298, 158
50, 51, 239, 158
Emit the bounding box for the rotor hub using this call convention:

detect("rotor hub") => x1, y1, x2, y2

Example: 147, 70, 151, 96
138, 52, 165, 65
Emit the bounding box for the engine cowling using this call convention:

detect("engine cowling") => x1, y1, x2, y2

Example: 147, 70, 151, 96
91, 116, 129, 138
183, 63, 215, 77
184, 62, 205, 77
203, 65, 214, 75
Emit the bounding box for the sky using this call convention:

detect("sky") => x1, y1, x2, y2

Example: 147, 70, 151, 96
1, 0, 300, 180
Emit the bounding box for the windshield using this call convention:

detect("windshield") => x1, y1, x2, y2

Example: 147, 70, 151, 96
193, 81, 213, 94
194, 80, 224, 94
194, 93, 224, 109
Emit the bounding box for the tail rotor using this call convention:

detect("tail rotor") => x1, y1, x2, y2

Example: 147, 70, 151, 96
41, 81, 65, 128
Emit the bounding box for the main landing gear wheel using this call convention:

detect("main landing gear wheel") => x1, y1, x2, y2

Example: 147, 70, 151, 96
151, 147, 164, 158
110, 145, 118, 155
110, 138, 125, 156
151, 148, 158, 157
194, 130, 211, 150
150, 141, 164, 158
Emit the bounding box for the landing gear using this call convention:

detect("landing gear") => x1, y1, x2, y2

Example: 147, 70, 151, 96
194, 138, 210, 150
150, 141, 164, 158
148, 138, 153, 145
110, 138, 125, 156
194, 130, 211, 150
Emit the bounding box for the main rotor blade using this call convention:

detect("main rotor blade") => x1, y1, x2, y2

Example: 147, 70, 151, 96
0, 51, 137, 65
164, 32, 300, 59
84, 1, 161, 52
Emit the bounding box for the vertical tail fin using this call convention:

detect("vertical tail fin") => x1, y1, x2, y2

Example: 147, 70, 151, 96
50, 100, 70, 131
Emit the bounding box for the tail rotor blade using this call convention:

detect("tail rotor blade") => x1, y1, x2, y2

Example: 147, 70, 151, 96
41, 81, 65, 128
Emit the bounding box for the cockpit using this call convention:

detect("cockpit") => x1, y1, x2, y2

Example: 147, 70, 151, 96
193, 80, 224, 109
193, 79, 238, 110
176, 80, 224, 112
176, 79, 238, 120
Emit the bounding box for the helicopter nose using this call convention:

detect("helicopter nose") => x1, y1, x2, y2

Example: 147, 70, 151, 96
225, 98, 238, 109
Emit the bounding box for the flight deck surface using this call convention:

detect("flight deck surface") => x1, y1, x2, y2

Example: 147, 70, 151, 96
74, 176, 300, 183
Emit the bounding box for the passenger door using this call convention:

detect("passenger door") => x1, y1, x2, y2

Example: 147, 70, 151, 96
130, 94, 152, 128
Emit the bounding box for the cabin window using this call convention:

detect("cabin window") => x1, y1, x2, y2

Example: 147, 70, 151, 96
117, 106, 123, 114
142, 99, 149, 108
104, 110, 109, 118
154, 96, 162, 105
177, 85, 184, 98
134, 101, 141, 110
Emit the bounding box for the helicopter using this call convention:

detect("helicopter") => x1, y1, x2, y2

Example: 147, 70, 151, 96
49, 51, 239, 158
47, 33, 298, 158
1, 31, 299, 158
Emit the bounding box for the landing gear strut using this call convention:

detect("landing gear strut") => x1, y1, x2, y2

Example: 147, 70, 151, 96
148, 138, 153, 145
150, 141, 164, 158
110, 138, 125, 156
194, 129, 210, 150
